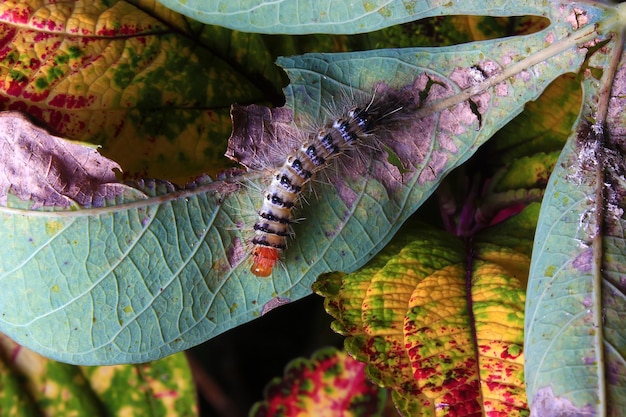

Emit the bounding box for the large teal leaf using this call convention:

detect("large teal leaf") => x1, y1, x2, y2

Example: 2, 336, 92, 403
524, 27, 626, 415
0, 2, 615, 365
155, 0, 548, 34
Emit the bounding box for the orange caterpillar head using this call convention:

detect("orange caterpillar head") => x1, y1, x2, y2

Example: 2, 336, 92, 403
251, 246, 280, 277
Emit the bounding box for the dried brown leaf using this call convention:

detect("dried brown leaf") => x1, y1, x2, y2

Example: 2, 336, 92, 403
0, 111, 125, 208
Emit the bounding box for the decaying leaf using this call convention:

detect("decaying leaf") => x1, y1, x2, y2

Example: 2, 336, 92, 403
525, 44, 626, 415
0, 111, 125, 208
226, 104, 299, 171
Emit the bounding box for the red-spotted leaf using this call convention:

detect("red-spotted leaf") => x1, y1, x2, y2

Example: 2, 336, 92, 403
250, 347, 386, 417
0, 0, 274, 181
314, 206, 538, 416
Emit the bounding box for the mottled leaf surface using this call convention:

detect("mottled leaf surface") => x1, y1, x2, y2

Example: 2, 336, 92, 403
0, 112, 126, 208
250, 347, 385, 417
156, 0, 548, 35
314, 206, 536, 416
525, 36, 626, 415
0, 333, 197, 416
0, 1, 616, 365
0, 0, 271, 181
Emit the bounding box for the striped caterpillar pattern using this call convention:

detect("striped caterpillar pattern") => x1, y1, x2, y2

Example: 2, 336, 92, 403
250, 103, 379, 277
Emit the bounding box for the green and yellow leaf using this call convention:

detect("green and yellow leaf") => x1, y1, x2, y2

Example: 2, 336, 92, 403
315, 206, 539, 416
0, 334, 197, 416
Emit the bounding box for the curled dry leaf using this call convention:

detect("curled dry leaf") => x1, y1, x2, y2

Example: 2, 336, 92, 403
0, 111, 124, 208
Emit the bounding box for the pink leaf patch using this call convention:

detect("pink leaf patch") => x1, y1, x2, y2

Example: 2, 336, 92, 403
0, 111, 124, 208
251, 347, 386, 417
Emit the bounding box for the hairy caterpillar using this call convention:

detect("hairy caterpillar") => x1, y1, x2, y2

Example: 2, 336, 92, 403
240, 85, 418, 277
250, 105, 376, 276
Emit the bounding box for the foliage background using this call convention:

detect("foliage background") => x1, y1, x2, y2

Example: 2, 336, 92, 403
181, 13, 576, 417
0, 0, 614, 415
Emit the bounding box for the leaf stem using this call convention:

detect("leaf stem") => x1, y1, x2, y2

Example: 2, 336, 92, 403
590, 26, 624, 416
421, 19, 602, 116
